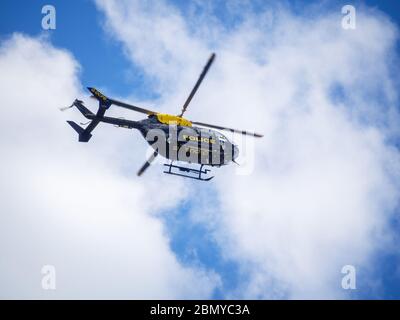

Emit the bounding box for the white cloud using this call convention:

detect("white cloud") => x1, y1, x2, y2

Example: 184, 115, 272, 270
95, 0, 400, 298
0, 34, 218, 299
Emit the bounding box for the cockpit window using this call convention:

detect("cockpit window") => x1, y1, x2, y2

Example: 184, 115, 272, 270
218, 133, 228, 144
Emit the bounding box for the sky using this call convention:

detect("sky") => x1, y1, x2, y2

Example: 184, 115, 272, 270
0, 0, 400, 299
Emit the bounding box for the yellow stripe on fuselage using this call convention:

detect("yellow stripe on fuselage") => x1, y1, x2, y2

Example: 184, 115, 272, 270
156, 114, 192, 127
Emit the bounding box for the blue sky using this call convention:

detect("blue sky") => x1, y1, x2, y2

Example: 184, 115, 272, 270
3, 0, 399, 99
1, 0, 400, 299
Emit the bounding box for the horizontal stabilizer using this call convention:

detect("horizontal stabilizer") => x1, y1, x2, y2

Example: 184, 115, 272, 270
73, 99, 94, 118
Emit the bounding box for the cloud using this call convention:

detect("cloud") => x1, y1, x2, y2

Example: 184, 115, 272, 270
0, 33, 218, 299
95, 0, 400, 298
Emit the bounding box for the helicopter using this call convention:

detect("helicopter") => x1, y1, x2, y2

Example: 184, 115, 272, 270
63, 53, 263, 181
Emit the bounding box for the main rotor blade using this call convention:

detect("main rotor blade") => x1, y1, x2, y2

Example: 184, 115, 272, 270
178, 53, 216, 117
191, 121, 264, 138
137, 151, 159, 176
109, 98, 158, 115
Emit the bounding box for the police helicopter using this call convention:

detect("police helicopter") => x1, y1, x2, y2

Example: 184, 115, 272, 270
62, 53, 263, 181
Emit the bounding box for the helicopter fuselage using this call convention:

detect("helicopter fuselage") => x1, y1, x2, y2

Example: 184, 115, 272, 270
136, 116, 239, 166
65, 53, 261, 179
93, 113, 239, 166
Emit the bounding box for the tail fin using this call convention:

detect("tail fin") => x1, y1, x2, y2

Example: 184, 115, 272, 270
67, 121, 92, 142
64, 88, 112, 143
88, 87, 111, 108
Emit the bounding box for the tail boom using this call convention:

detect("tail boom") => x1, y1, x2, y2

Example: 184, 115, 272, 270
65, 89, 142, 142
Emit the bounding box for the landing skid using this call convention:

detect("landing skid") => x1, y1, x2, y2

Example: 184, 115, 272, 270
163, 161, 214, 181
